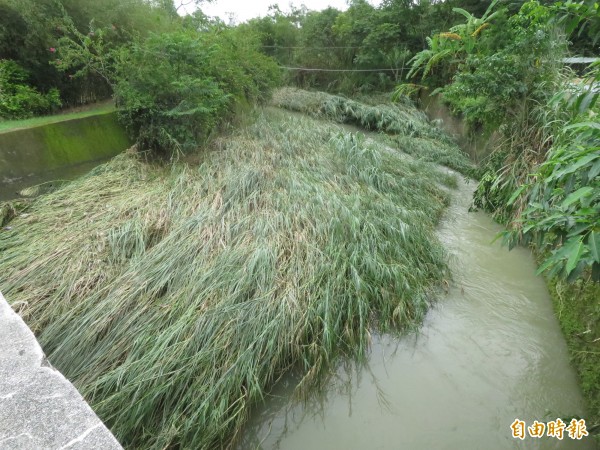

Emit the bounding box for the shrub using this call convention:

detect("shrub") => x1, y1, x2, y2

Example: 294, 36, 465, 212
0, 60, 61, 119
502, 118, 600, 282
113, 29, 280, 157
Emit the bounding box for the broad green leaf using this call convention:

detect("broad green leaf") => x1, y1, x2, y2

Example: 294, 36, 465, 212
564, 121, 600, 131
565, 16, 581, 34
567, 223, 591, 238
562, 186, 594, 208
576, 91, 598, 113
566, 239, 584, 275
589, 159, 600, 179
507, 185, 527, 206
551, 153, 599, 179
482, 0, 499, 20
536, 256, 556, 275
567, 260, 586, 282
452, 7, 473, 21
589, 231, 600, 263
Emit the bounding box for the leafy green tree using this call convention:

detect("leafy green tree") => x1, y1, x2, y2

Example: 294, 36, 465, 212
0, 3, 28, 61
407, 0, 599, 282
0, 0, 186, 111
0, 60, 61, 119
241, 5, 301, 65
111, 29, 279, 156
406, 0, 501, 83
0, 0, 64, 93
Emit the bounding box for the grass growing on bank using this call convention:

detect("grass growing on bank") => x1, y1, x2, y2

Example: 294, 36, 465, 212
272, 87, 476, 177
0, 107, 456, 449
0, 101, 115, 134
548, 277, 600, 439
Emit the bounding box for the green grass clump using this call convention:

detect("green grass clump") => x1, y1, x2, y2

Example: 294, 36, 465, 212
271, 88, 475, 176
0, 108, 454, 449
393, 135, 479, 179
271, 87, 432, 137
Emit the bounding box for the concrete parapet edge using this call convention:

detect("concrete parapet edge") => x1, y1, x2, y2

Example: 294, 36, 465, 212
0, 291, 122, 450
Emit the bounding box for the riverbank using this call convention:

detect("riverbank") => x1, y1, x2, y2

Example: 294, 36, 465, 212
0, 95, 468, 448
547, 277, 600, 443
0, 101, 114, 134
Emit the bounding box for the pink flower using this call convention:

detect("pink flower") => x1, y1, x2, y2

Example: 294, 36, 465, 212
49, 47, 56, 53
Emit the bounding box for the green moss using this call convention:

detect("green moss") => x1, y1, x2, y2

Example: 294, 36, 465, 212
0, 112, 132, 180
547, 276, 600, 443
41, 112, 131, 168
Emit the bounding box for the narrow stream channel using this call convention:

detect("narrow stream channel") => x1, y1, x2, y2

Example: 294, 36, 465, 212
0, 159, 108, 202
239, 173, 593, 450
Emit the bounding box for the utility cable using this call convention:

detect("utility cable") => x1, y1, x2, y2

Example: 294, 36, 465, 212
279, 66, 402, 72
263, 45, 364, 49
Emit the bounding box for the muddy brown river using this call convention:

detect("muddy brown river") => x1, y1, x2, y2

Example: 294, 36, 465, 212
238, 173, 594, 450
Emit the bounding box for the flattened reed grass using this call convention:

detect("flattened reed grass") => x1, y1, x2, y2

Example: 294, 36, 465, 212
272, 87, 475, 176
0, 108, 454, 449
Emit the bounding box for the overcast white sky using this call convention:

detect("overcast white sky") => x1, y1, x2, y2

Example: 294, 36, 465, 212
177, 0, 373, 24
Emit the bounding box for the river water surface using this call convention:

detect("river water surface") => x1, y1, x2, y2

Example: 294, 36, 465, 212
0, 159, 108, 202
239, 173, 594, 450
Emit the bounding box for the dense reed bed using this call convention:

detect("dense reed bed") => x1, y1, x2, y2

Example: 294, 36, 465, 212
0, 106, 456, 448
271, 87, 475, 176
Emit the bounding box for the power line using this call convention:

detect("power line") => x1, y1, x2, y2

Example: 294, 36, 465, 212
263, 45, 364, 50
279, 66, 402, 72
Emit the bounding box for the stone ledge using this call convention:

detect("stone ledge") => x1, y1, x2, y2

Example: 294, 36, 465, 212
0, 292, 122, 450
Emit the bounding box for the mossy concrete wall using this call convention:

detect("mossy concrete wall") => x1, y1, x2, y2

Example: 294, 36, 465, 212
419, 92, 500, 163
0, 112, 131, 183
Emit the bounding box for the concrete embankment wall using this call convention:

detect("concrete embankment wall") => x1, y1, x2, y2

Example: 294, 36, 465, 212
0, 112, 131, 184
419, 92, 499, 163
0, 292, 122, 449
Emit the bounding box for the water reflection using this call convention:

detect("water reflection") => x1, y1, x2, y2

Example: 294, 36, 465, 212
0, 158, 109, 201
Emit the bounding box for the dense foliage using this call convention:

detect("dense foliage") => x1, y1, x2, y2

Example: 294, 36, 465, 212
0, 60, 61, 119
0, 0, 181, 113
504, 116, 600, 282
0, 0, 281, 155
408, 0, 599, 282
241, 0, 502, 92
236, 0, 592, 94
111, 30, 279, 156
